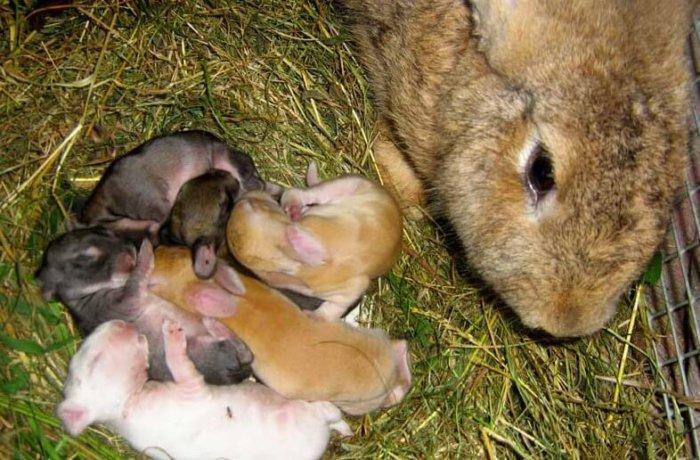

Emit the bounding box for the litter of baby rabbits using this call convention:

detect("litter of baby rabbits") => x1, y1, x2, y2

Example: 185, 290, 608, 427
0, 1, 693, 458
34, 127, 410, 458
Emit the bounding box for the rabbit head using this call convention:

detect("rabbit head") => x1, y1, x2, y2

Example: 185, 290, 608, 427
434, 0, 691, 336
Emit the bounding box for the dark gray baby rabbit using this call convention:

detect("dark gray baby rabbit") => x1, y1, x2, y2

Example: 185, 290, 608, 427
35, 227, 253, 384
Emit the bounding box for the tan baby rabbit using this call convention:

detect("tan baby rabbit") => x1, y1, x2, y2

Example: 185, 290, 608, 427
343, 0, 693, 337
228, 164, 403, 319
149, 246, 412, 416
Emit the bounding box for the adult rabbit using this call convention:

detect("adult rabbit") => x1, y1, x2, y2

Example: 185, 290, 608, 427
343, 0, 693, 337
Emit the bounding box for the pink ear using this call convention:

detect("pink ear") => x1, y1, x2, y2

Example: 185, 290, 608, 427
214, 264, 246, 295
186, 285, 239, 318
193, 243, 217, 279
380, 340, 412, 408
306, 161, 321, 186
285, 225, 328, 266
392, 340, 411, 386
57, 400, 91, 436
136, 238, 155, 275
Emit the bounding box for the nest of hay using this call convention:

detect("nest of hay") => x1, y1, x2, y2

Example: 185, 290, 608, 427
0, 1, 688, 457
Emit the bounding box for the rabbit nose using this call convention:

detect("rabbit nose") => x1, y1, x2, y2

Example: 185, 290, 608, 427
527, 297, 616, 338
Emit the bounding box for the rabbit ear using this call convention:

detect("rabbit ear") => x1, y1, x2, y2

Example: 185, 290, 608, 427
284, 224, 328, 266
469, 0, 519, 36
469, 0, 528, 60
306, 161, 321, 186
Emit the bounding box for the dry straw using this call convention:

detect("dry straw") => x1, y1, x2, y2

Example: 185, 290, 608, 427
0, 1, 688, 458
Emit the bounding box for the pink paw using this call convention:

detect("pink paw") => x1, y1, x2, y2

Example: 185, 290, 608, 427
163, 319, 186, 348
135, 239, 155, 276
332, 420, 353, 437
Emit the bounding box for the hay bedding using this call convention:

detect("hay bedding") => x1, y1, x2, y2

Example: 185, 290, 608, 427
0, 1, 686, 458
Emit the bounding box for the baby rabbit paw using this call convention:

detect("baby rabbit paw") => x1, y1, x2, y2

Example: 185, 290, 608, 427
163, 319, 187, 352
135, 239, 155, 277
332, 420, 353, 437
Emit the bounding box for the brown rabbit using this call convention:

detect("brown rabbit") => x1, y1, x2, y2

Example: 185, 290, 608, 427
343, 0, 693, 337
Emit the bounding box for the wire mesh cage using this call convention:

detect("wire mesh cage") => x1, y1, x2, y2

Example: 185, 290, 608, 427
646, 17, 700, 458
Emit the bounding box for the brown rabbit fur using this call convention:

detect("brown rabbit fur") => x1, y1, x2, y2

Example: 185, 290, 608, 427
149, 246, 411, 415
342, 0, 693, 337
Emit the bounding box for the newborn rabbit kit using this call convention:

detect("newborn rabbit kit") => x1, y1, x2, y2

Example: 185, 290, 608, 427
34, 128, 411, 458
58, 319, 350, 460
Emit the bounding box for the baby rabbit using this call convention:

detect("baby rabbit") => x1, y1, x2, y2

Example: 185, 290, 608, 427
35, 228, 252, 384
161, 169, 240, 279
81, 130, 263, 242
343, 0, 693, 336
227, 164, 403, 319
149, 246, 412, 416
57, 319, 350, 460
161, 170, 327, 310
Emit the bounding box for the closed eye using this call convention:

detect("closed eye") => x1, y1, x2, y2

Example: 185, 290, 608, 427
86, 351, 103, 373
70, 252, 102, 269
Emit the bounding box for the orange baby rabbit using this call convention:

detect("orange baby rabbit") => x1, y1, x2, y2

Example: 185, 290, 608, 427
148, 246, 411, 416
227, 164, 403, 319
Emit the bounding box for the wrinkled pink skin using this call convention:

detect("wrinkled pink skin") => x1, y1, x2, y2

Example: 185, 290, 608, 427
57, 320, 351, 460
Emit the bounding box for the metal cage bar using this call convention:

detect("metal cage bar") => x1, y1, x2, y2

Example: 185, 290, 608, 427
646, 18, 700, 458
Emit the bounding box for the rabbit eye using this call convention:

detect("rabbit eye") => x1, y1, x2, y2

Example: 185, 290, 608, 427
70, 253, 99, 269
525, 145, 555, 202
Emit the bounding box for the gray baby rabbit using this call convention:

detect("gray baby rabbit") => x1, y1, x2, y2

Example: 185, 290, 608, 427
343, 0, 693, 337
81, 130, 264, 243
35, 227, 253, 384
